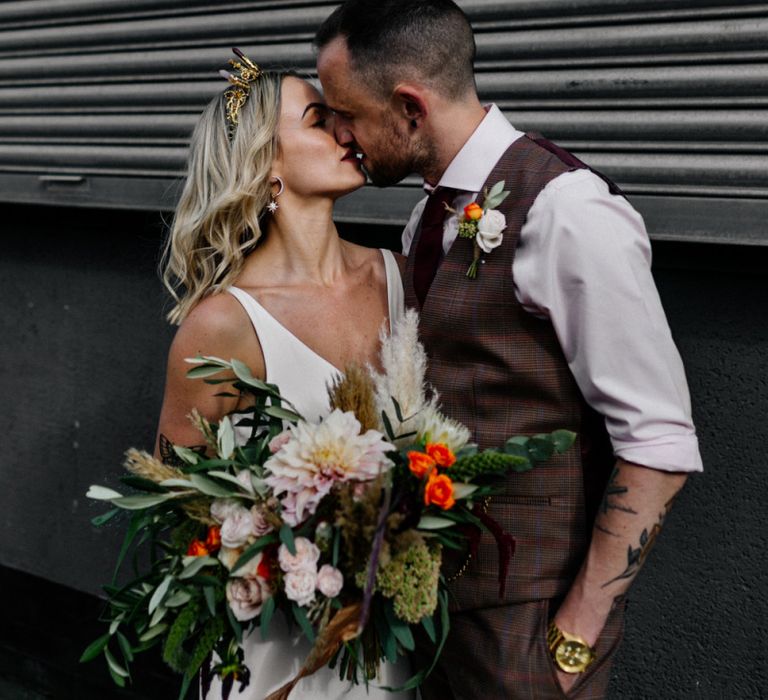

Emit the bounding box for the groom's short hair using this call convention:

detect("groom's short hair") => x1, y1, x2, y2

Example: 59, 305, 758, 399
314, 0, 476, 100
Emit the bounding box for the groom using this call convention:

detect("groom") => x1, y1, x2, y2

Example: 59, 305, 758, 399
316, 2, 702, 697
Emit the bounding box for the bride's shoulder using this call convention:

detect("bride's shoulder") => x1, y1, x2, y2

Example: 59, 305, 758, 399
170, 291, 254, 362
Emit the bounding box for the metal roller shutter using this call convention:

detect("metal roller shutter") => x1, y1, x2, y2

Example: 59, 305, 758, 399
1, 0, 766, 244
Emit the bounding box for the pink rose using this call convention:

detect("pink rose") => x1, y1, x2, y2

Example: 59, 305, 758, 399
250, 505, 274, 537
210, 498, 241, 524
268, 430, 292, 454
284, 570, 317, 607
226, 573, 272, 621
278, 537, 320, 574
220, 506, 254, 549
316, 564, 343, 598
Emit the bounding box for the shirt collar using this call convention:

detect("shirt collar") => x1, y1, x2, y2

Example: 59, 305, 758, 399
424, 104, 524, 195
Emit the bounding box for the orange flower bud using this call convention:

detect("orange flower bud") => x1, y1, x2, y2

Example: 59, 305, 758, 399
426, 442, 456, 468
205, 526, 222, 552
424, 473, 456, 510
464, 202, 483, 221
186, 539, 209, 557
408, 451, 436, 478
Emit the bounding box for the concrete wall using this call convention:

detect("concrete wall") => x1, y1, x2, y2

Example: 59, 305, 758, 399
0, 203, 765, 697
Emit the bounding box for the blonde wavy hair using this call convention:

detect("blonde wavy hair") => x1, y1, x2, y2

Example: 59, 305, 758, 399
162, 70, 293, 324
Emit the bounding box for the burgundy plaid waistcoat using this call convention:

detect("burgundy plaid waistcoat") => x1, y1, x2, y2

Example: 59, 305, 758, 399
404, 135, 615, 610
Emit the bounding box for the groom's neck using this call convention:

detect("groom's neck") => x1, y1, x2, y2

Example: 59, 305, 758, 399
420, 94, 487, 187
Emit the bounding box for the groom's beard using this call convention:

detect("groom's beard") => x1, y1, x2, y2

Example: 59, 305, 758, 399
363, 115, 436, 188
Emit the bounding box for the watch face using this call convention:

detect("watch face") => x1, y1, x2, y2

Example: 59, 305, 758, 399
555, 640, 593, 673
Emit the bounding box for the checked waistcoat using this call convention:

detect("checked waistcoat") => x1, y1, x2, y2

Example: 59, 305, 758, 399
404, 135, 616, 611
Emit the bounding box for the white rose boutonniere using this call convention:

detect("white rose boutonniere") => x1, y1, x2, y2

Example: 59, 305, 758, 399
452, 180, 510, 278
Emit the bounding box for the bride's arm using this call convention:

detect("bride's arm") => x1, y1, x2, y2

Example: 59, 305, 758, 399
154, 292, 263, 458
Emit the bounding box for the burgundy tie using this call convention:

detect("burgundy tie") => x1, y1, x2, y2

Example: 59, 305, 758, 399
413, 186, 458, 306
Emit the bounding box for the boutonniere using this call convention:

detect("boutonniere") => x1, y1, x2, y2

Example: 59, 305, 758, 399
450, 180, 510, 278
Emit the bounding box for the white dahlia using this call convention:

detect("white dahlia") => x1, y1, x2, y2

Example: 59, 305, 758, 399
417, 405, 471, 453
264, 409, 394, 526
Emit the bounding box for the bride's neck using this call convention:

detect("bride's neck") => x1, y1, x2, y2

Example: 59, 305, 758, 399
254, 194, 345, 285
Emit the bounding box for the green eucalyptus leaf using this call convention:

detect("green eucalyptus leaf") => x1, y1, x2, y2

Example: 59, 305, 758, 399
383, 600, 415, 651
417, 515, 455, 530
91, 508, 121, 527
116, 631, 134, 663
204, 587, 217, 617
149, 604, 168, 628
260, 595, 276, 641
138, 622, 168, 643
488, 180, 505, 198
179, 556, 219, 579
231, 533, 279, 574
551, 429, 577, 453
528, 436, 555, 462
112, 493, 176, 510
421, 614, 437, 644
279, 523, 296, 555
264, 405, 302, 422
165, 590, 192, 607
159, 478, 194, 488
186, 364, 227, 379
292, 604, 315, 643
189, 473, 234, 498
452, 482, 478, 500
79, 633, 110, 663
104, 648, 129, 678
217, 416, 235, 460
86, 485, 122, 501
148, 575, 173, 614
173, 445, 201, 465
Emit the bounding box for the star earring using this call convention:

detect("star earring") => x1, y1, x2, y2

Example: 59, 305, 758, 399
267, 176, 284, 214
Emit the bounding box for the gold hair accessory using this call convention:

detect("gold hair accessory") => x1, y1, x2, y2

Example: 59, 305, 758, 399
219, 48, 263, 130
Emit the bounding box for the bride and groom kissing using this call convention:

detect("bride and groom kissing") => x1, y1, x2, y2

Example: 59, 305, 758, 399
156, 0, 702, 698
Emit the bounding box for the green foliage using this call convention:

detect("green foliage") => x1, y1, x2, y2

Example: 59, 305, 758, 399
163, 600, 201, 673
450, 451, 531, 481
187, 616, 224, 679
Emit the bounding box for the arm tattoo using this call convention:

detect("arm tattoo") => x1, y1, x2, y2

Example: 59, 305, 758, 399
601, 493, 678, 588
158, 433, 207, 467
595, 467, 638, 536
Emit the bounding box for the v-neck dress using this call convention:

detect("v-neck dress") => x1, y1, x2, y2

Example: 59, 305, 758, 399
204, 248, 412, 700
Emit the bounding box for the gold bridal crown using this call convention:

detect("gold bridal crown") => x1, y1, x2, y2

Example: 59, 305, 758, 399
219, 48, 263, 129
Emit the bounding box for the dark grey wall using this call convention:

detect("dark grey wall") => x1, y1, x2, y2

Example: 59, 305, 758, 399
0, 204, 765, 697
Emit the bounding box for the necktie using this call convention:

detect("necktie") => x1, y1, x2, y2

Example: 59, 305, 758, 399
413, 186, 457, 306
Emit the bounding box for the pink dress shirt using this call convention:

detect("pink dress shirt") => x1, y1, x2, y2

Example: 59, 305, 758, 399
402, 105, 703, 473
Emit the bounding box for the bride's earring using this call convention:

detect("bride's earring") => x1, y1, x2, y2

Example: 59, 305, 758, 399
267, 176, 284, 214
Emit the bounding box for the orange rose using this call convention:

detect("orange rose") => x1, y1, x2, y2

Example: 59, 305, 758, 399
426, 442, 456, 468
424, 473, 455, 510
408, 451, 436, 478
186, 539, 209, 557
464, 202, 483, 221
205, 526, 222, 552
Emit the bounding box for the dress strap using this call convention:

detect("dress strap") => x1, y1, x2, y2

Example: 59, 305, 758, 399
381, 248, 405, 331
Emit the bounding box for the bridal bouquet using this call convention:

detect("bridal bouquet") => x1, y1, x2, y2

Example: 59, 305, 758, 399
83, 311, 575, 699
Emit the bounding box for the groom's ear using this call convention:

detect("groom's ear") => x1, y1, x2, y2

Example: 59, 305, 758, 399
391, 84, 428, 129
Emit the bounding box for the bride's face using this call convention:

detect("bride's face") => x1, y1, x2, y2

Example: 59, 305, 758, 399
271, 77, 365, 199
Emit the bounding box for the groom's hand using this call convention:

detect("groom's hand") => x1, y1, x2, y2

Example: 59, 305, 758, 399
555, 669, 578, 695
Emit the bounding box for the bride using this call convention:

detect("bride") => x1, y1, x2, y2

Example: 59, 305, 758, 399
155, 56, 413, 699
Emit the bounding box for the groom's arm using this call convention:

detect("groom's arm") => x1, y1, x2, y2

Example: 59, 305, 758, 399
554, 460, 688, 643
515, 171, 703, 689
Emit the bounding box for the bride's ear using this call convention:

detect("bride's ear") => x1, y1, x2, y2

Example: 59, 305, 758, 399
392, 85, 428, 130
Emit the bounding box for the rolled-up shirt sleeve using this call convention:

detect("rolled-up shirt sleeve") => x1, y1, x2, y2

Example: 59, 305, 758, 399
515, 169, 703, 472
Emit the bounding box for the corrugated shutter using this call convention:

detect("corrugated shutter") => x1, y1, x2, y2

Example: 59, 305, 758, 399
1, 0, 766, 243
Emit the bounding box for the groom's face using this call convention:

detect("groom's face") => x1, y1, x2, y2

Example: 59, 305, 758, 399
317, 38, 414, 187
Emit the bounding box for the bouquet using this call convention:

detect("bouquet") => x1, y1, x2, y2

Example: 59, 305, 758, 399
82, 311, 575, 698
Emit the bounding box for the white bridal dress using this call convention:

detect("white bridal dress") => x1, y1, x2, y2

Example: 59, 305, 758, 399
204, 249, 414, 699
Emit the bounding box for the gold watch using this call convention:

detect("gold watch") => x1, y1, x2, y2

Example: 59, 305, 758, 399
547, 620, 596, 674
